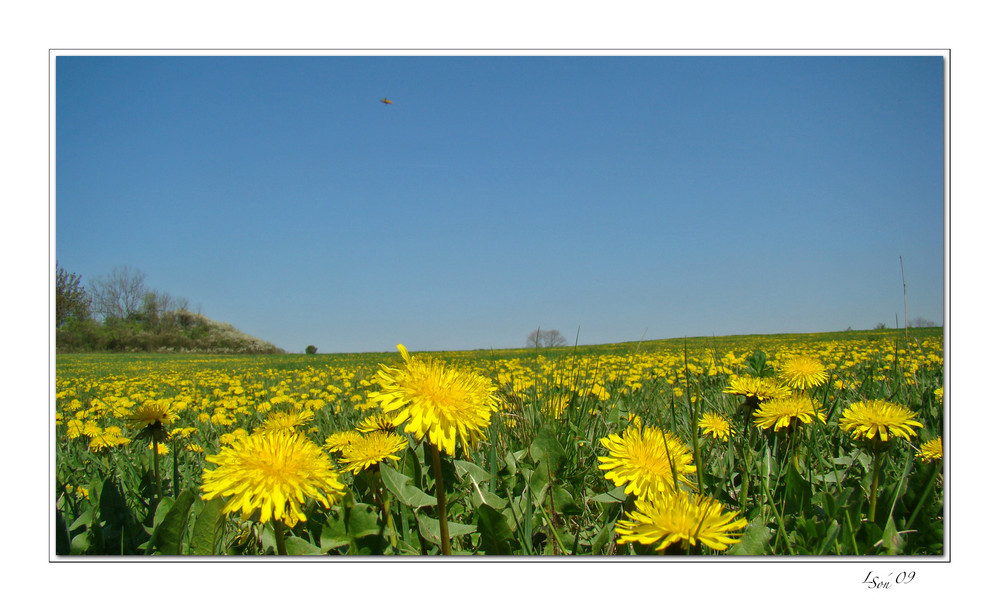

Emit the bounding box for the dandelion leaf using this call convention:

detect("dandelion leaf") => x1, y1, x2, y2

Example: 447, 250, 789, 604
727, 516, 772, 555
189, 496, 226, 555
529, 425, 566, 472
347, 503, 381, 538
284, 535, 323, 555
882, 518, 902, 555
454, 459, 492, 483
321, 508, 350, 552
416, 514, 477, 547
380, 463, 437, 508
147, 488, 196, 555
590, 485, 627, 504
476, 505, 515, 555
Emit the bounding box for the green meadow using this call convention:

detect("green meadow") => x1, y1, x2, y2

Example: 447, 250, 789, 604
54, 327, 944, 556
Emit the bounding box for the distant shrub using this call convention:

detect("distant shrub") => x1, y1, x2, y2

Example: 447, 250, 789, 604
306, 345, 318, 355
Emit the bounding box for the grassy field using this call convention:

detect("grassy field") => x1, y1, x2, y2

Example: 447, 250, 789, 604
53, 327, 944, 556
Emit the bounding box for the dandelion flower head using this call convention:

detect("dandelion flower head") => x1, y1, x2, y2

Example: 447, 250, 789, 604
254, 409, 314, 434
324, 430, 363, 454
916, 436, 943, 463
201, 429, 346, 528
698, 412, 732, 441
598, 418, 696, 499
88, 426, 130, 451
753, 395, 826, 432
615, 489, 747, 552
724, 375, 791, 402
355, 412, 399, 434
126, 398, 179, 430
369, 345, 499, 456
219, 428, 248, 446
839, 399, 923, 443
778, 356, 829, 390
338, 431, 408, 474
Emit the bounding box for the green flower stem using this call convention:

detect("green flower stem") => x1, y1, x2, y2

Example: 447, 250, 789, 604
376, 483, 400, 550
430, 444, 451, 555
789, 426, 803, 474
171, 437, 180, 497
842, 506, 861, 555
868, 451, 883, 523
690, 414, 705, 494
905, 462, 942, 531
152, 438, 163, 503
762, 475, 794, 555
738, 445, 753, 514
681, 341, 704, 493
738, 465, 749, 513
273, 519, 288, 555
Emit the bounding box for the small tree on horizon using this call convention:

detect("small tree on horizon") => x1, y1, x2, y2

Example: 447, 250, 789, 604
305, 345, 318, 354
526, 329, 568, 349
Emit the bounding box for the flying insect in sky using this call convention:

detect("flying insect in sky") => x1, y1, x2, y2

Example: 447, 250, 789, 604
379, 97, 393, 105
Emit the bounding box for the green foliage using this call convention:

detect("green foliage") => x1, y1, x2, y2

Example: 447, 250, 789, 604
57, 309, 283, 354
56, 263, 91, 327
380, 463, 437, 508
146, 489, 196, 555
189, 497, 227, 555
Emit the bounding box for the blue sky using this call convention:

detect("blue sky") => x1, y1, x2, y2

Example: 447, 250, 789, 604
55, 54, 944, 353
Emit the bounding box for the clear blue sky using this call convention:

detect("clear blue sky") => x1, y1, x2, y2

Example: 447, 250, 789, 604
55, 54, 944, 353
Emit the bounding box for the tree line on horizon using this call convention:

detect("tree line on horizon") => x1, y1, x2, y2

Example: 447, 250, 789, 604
55, 264, 282, 354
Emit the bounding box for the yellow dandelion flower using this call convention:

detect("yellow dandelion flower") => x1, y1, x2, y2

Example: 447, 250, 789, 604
303, 399, 327, 411
698, 412, 732, 441
66, 485, 89, 500
254, 409, 314, 434
355, 412, 399, 434
615, 489, 747, 552
598, 420, 697, 499
723, 375, 791, 403
778, 356, 829, 390
338, 431, 409, 474
82, 420, 102, 438
590, 383, 610, 402
753, 395, 826, 432
210, 412, 235, 427
170, 426, 198, 439
148, 441, 170, 455
88, 426, 130, 451
201, 429, 346, 528
324, 430, 363, 454
127, 399, 178, 430
839, 399, 923, 443
219, 428, 249, 446
127, 399, 178, 445
369, 344, 499, 456
66, 419, 84, 440
916, 436, 943, 463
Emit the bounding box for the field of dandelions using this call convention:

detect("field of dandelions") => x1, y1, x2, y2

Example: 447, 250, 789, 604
54, 327, 944, 556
